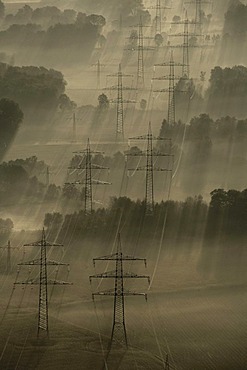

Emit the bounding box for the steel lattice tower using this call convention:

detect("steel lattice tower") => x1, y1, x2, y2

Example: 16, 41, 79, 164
153, 52, 187, 126
67, 139, 111, 214
185, 0, 212, 35
90, 233, 149, 348
169, 12, 199, 79
147, 0, 171, 35
145, 123, 155, 214
137, 16, 145, 89
127, 123, 173, 216
72, 112, 76, 142
104, 64, 136, 140
85, 139, 93, 214
15, 228, 71, 337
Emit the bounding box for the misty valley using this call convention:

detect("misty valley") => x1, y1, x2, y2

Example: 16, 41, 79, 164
0, 0, 246, 369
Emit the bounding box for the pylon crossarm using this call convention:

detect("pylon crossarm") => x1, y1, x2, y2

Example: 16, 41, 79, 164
110, 99, 136, 104
104, 86, 136, 91
72, 150, 102, 154
169, 33, 202, 37
152, 75, 186, 80
47, 279, 72, 285
123, 291, 148, 300
154, 62, 188, 67
90, 271, 150, 281
23, 241, 63, 247
68, 164, 109, 170
170, 44, 202, 49
171, 20, 197, 25
92, 179, 112, 185
15, 279, 72, 285
93, 255, 147, 265
107, 73, 133, 77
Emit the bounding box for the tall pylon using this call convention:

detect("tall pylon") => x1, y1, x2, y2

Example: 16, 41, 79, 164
153, 51, 187, 126
104, 64, 136, 140
67, 139, 111, 214
127, 123, 173, 216
72, 112, 76, 142
15, 228, 71, 337
90, 233, 149, 348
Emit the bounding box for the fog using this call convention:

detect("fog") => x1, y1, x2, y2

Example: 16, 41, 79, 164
0, 0, 246, 369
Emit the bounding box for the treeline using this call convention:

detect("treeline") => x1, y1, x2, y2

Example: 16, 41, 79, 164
45, 195, 208, 246
45, 188, 247, 246
0, 4, 106, 66
0, 63, 73, 123
0, 157, 61, 205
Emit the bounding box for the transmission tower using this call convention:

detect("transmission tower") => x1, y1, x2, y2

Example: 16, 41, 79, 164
127, 123, 173, 216
90, 233, 149, 348
67, 139, 111, 214
104, 64, 136, 140
169, 12, 201, 78
127, 16, 155, 89
147, 0, 171, 35
185, 0, 212, 35
15, 228, 71, 337
153, 51, 187, 126
0, 241, 19, 273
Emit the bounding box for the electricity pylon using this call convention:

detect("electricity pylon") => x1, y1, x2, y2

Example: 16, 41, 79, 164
127, 16, 155, 89
0, 241, 19, 273
127, 123, 173, 216
67, 139, 111, 214
185, 0, 212, 35
147, 0, 171, 35
15, 228, 72, 337
153, 51, 187, 126
104, 64, 136, 140
91, 60, 105, 90
169, 11, 200, 78
90, 233, 149, 348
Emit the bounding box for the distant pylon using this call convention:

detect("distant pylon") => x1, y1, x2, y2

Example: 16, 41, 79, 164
15, 228, 71, 337
67, 139, 111, 214
182, 13, 190, 77
147, 0, 171, 35
185, 0, 212, 35
0, 240, 19, 273
117, 64, 124, 138
137, 16, 145, 88
85, 139, 93, 214
97, 60, 101, 90
153, 51, 187, 125
128, 123, 173, 216
168, 53, 175, 127
90, 233, 149, 348
104, 64, 136, 140
155, 0, 162, 35
72, 112, 76, 142
145, 123, 155, 214
165, 354, 170, 369
46, 166, 50, 187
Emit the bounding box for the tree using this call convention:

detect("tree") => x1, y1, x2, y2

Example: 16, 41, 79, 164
0, 98, 23, 159
98, 93, 109, 110
0, 1, 5, 19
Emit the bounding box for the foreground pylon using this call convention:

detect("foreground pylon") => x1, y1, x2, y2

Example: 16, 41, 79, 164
15, 228, 71, 337
90, 233, 149, 348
